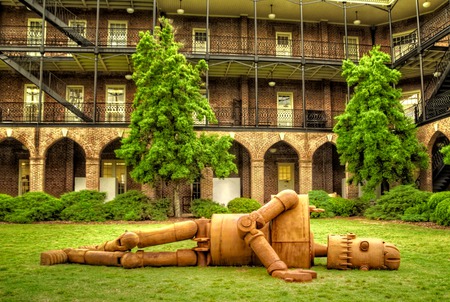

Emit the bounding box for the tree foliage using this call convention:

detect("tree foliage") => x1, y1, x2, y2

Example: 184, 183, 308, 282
333, 46, 428, 198
115, 18, 237, 216
441, 144, 450, 165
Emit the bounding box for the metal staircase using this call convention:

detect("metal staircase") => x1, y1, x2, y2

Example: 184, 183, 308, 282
18, 0, 94, 47
432, 136, 450, 192
0, 52, 93, 122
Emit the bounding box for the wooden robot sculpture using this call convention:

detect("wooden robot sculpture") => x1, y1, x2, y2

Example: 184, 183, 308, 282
41, 190, 400, 282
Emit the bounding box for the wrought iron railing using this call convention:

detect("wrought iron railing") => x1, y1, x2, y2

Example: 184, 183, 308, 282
0, 101, 343, 129
393, 3, 450, 64
0, 24, 390, 62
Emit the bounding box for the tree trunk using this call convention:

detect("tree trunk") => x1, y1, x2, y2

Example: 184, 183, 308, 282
173, 183, 182, 217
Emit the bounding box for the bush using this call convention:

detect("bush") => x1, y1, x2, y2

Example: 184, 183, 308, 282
148, 198, 171, 221
191, 199, 230, 218
227, 197, 261, 213
433, 198, 450, 226
428, 191, 450, 211
365, 184, 432, 220
3, 192, 63, 223
105, 190, 152, 221
308, 190, 335, 218
0, 194, 14, 221
60, 190, 107, 222
328, 197, 357, 217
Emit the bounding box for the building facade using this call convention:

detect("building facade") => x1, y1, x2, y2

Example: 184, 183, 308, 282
1, 0, 449, 211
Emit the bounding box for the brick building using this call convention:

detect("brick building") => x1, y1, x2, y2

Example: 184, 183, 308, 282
1, 0, 449, 212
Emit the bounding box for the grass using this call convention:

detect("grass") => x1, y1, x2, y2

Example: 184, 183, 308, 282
0, 218, 448, 302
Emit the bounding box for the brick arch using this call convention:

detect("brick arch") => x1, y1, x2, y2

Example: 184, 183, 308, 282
0, 130, 37, 157
44, 137, 86, 197
312, 141, 344, 194
0, 137, 31, 196
40, 130, 86, 159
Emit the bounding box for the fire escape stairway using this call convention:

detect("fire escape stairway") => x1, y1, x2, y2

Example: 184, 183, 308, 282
18, 0, 94, 47
393, 3, 450, 69
0, 52, 93, 122
432, 136, 450, 192
423, 48, 450, 120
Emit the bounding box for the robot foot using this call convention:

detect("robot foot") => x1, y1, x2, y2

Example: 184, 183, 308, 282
271, 269, 317, 282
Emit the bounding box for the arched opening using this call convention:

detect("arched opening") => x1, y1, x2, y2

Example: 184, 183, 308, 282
100, 138, 140, 201
264, 141, 299, 202
0, 138, 30, 196
44, 138, 85, 197
431, 132, 450, 192
312, 142, 345, 195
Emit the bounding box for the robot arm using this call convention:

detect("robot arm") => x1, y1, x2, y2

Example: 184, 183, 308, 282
237, 190, 317, 282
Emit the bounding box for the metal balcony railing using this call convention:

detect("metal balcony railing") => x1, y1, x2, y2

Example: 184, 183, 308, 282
0, 24, 391, 62
0, 101, 343, 129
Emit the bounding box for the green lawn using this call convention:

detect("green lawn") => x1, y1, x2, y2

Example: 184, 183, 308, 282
0, 218, 448, 302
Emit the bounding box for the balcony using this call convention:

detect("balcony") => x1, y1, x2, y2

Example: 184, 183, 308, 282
0, 25, 390, 62
0, 101, 343, 130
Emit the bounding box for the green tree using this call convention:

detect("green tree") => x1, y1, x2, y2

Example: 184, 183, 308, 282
333, 46, 428, 198
441, 145, 450, 165
116, 18, 237, 217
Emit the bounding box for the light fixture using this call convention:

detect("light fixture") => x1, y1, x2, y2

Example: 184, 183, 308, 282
353, 11, 361, 25
177, 0, 184, 15
126, 7, 134, 14
268, 71, 276, 87
125, 74, 133, 80
423, 1, 431, 8
269, 148, 277, 154
433, 71, 442, 77
268, 4, 276, 19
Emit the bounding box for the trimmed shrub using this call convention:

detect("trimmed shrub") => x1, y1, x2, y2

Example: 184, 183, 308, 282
434, 198, 450, 226
428, 191, 450, 211
365, 184, 432, 220
328, 197, 357, 217
148, 198, 171, 221
191, 198, 230, 218
227, 197, 261, 213
4, 192, 63, 223
105, 190, 152, 221
0, 194, 14, 222
308, 190, 335, 218
60, 190, 107, 222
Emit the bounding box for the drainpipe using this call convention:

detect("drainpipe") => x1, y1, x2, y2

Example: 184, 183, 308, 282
38, 0, 46, 125
206, 0, 210, 126
388, 6, 394, 67
93, 0, 100, 123
343, 2, 350, 103
254, 0, 259, 127
300, 0, 306, 128
415, 0, 425, 122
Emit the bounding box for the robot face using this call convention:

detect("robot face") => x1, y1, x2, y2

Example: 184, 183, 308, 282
384, 243, 401, 270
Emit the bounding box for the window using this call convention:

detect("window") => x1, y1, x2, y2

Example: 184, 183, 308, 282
192, 28, 208, 53
24, 84, 42, 122
19, 160, 30, 195
27, 19, 44, 56
400, 90, 420, 119
393, 31, 417, 61
344, 36, 360, 60
102, 160, 126, 194
108, 21, 127, 47
277, 92, 293, 127
66, 86, 84, 122
68, 20, 87, 48
106, 86, 125, 122
276, 32, 292, 57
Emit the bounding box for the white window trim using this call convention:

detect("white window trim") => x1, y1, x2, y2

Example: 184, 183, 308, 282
192, 28, 209, 53
108, 20, 128, 47
106, 85, 126, 122
276, 32, 292, 57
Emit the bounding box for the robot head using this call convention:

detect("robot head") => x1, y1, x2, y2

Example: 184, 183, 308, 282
327, 234, 401, 270
383, 242, 401, 270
